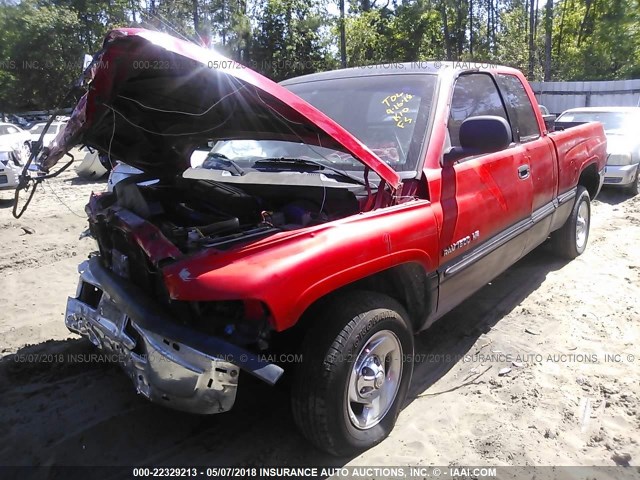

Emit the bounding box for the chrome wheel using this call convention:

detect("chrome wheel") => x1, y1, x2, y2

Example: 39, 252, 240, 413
346, 330, 403, 430
575, 200, 589, 250
291, 292, 413, 454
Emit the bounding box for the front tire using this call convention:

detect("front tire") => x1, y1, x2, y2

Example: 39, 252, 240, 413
291, 291, 413, 456
551, 186, 591, 259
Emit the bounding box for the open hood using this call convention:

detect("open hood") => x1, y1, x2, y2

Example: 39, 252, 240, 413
44, 28, 401, 190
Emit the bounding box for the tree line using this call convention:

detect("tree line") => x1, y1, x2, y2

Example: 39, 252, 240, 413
1, 0, 639, 112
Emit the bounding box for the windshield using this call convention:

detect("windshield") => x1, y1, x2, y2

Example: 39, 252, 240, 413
556, 111, 639, 133
30, 124, 47, 134
0, 124, 21, 135
206, 74, 437, 175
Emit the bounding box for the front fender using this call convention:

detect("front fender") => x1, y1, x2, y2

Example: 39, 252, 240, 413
163, 200, 439, 331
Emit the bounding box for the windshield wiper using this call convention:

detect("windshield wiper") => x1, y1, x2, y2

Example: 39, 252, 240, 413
202, 153, 245, 176
253, 157, 371, 187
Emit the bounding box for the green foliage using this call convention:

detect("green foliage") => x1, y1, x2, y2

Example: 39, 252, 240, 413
0, 0, 83, 111
494, 1, 530, 72
551, 0, 640, 80
251, 0, 335, 80
0, 0, 136, 111
1, 0, 639, 112
342, 9, 390, 65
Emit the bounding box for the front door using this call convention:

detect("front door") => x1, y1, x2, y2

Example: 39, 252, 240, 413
437, 72, 534, 316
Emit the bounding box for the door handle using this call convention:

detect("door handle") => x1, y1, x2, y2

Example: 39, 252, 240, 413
518, 164, 530, 179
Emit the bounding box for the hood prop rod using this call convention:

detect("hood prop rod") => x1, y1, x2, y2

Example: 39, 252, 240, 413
12, 85, 79, 219
12, 153, 75, 219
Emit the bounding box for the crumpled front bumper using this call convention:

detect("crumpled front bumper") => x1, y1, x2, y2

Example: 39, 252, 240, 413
65, 257, 283, 414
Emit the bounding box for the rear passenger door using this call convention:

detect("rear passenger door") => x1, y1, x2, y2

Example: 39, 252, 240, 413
437, 73, 534, 316
496, 73, 557, 252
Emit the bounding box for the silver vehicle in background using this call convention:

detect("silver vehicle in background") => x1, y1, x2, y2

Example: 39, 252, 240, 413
0, 122, 31, 162
0, 148, 22, 192
28, 121, 67, 147
556, 107, 640, 195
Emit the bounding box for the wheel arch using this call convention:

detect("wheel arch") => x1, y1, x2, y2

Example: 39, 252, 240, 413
578, 161, 601, 199
289, 261, 436, 338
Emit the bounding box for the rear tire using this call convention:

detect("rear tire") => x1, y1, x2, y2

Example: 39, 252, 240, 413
291, 291, 413, 456
551, 186, 590, 259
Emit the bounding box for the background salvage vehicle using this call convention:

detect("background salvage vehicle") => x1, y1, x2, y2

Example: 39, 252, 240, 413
35, 29, 607, 455
0, 122, 31, 163
28, 121, 67, 148
0, 148, 22, 192
556, 107, 640, 196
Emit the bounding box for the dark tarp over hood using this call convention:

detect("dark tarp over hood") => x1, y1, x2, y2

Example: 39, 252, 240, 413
44, 28, 401, 190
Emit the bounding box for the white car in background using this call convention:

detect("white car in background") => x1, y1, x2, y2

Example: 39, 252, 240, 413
0, 148, 22, 192
29, 121, 67, 149
107, 146, 213, 190
0, 122, 31, 162
556, 107, 640, 195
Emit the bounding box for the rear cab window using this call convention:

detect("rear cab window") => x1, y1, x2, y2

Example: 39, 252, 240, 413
496, 74, 541, 142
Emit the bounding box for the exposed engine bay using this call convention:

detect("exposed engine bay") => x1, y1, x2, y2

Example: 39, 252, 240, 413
90, 174, 363, 255
82, 174, 366, 349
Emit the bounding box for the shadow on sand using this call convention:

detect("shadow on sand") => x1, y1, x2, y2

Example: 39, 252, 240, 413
595, 187, 634, 206
0, 248, 568, 474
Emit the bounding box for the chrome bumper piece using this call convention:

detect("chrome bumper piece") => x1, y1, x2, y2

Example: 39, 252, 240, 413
65, 258, 283, 414
604, 163, 638, 186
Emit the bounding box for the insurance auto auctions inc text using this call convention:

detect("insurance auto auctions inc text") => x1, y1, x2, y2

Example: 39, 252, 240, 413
258, 466, 497, 478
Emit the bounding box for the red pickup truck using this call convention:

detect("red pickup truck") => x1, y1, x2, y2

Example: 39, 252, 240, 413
43, 29, 607, 455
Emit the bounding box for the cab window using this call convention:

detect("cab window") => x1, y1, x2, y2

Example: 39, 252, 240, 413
496, 74, 540, 142
448, 73, 510, 149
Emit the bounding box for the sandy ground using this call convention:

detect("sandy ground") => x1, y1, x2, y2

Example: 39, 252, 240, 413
0, 162, 638, 472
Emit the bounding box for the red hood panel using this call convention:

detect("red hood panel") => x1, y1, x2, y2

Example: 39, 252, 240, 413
44, 28, 401, 189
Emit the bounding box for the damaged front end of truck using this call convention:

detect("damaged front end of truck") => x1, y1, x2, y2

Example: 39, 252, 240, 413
42, 28, 405, 415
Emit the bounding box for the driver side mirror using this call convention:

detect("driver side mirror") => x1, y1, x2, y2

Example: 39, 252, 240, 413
443, 115, 512, 164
